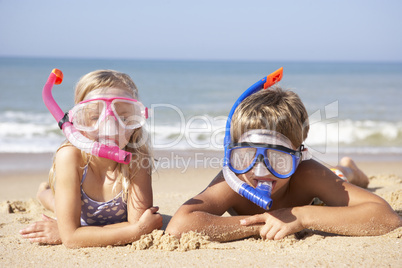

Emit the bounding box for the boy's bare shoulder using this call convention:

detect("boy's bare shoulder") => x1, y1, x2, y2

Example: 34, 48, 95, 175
292, 159, 333, 183
289, 159, 334, 197
201, 171, 238, 200
296, 159, 325, 173
184, 170, 248, 214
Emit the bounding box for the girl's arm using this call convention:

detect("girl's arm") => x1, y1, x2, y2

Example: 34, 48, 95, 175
166, 171, 262, 242
126, 160, 156, 222
241, 160, 401, 239
55, 148, 162, 248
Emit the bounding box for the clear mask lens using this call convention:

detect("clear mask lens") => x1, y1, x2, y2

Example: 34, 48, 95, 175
112, 99, 144, 127
228, 130, 302, 178
70, 98, 146, 132
230, 147, 294, 176
230, 147, 256, 170
266, 149, 293, 175
72, 100, 103, 131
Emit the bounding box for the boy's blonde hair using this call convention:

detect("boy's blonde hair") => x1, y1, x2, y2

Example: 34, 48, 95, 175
231, 86, 309, 149
49, 70, 152, 202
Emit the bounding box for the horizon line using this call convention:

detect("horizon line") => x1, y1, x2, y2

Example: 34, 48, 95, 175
1, 55, 402, 65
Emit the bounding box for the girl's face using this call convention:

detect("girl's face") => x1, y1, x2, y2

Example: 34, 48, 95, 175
81, 87, 136, 149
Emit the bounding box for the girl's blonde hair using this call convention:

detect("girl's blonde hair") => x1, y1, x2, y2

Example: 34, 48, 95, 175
231, 86, 309, 149
49, 70, 152, 202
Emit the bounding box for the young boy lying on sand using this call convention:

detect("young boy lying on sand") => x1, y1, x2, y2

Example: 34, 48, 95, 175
166, 72, 401, 242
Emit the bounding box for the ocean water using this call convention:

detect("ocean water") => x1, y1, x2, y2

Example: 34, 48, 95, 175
1, 57, 401, 158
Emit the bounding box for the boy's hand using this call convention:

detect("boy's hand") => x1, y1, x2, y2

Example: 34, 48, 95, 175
240, 208, 304, 240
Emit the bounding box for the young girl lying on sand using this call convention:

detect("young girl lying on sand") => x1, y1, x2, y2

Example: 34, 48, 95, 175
20, 70, 162, 247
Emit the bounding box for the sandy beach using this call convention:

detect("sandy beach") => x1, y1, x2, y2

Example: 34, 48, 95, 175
0, 151, 401, 267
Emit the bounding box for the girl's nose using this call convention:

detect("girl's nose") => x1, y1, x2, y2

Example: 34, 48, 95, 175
100, 107, 117, 121
99, 115, 119, 136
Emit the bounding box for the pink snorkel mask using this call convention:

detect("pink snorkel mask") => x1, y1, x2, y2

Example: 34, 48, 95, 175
69, 96, 147, 133
42, 69, 148, 164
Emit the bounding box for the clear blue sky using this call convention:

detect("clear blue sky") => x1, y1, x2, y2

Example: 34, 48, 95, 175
1, 0, 401, 62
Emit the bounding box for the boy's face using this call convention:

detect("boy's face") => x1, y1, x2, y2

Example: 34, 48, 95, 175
233, 130, 297, 192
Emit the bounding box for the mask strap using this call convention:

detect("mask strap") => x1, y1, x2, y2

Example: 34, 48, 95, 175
301, 145, 312, 161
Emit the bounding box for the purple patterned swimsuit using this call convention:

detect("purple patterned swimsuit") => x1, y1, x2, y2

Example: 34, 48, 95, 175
80, 166, 127, 226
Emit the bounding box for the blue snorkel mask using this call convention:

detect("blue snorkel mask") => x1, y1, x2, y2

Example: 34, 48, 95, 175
223, 67, 287, 210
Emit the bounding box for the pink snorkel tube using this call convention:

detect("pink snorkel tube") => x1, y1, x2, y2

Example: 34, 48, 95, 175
42, 69, 132, 164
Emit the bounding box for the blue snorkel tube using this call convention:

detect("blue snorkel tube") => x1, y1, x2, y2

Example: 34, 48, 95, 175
222, 67, 283, 210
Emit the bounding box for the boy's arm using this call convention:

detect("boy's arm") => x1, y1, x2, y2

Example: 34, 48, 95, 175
298, 181, 401, 236
166, 171, 262, 242
300, 161, 401, 236
241, 160, 401, 239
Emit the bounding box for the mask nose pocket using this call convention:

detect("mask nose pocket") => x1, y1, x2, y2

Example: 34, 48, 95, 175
99, 116, 119, 136
100, 105, 117, 122
253, 155, 270, 177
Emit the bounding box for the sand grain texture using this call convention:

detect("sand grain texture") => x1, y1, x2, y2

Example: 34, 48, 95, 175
1, 161, 401, 267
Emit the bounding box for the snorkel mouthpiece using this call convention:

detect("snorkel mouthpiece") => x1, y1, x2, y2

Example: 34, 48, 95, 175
223, 166, 273, 209
241, 181, 273, 209
97, 144, 132, 163
42, 69, 132, 164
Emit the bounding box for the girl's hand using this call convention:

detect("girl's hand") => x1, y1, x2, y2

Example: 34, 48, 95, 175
19, 214, 61, 245
240, 208, 304, 240
137, 206, 163, 233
